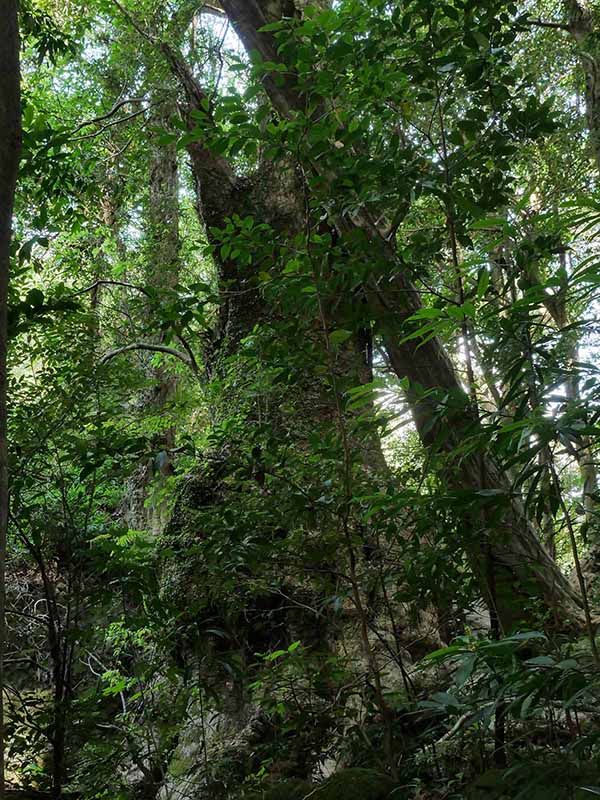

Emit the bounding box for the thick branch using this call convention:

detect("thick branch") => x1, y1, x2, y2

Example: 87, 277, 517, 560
219, 0, 304, 118
524, 18, 571, 32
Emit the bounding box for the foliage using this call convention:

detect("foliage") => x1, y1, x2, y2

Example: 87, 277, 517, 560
6, 0, 600, 798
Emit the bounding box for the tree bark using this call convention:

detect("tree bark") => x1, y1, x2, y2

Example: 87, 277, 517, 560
567, 0, 600, 171
163, 37, 377, 422
143, 91, 181, 534
0, 3, 21, 794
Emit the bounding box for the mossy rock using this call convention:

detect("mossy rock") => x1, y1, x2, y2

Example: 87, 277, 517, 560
314, 769, 398, 800
467, 764, 600, 799
245, 769, 399, 800
246, 778, 312, 800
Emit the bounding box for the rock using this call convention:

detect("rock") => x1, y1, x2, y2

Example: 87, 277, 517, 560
245, 769, 400, 800
246, 778, 312, 800
313, 769, 398, 800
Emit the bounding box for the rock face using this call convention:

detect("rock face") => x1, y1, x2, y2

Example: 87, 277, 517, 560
158, 704, 270, 799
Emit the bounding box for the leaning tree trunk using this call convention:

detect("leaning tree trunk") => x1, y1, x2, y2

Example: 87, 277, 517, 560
217, 0, 585, 633
0, 3, 21, 795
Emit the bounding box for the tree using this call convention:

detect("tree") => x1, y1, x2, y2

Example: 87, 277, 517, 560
148, 0, 585, 633
6, 0, 600, 795
0, 3, 21, 795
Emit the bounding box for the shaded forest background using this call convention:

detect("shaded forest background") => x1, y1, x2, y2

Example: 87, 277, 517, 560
3, 0, 600, 798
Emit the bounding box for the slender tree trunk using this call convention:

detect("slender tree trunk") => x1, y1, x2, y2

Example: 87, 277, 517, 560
117, 85, 182, 537
0, 3, 21, 795
143, 92, 181, 534
528, 244, 599, 526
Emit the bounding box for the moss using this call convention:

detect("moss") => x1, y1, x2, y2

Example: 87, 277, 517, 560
246, 778, 312, 800
246, 769, 399, 800
467, 761, 600, 799
314, 769, 398, 800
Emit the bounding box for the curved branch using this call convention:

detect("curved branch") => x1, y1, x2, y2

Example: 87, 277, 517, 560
99, 343, 199, 376
71, 97, 145, 135
73, 279, 150, 297
175, 333, 201, 376
69, 105, 153, 142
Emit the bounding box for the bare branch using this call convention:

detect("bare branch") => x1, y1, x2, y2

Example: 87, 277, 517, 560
73, 279, 150, 297
71, 97, 145, 135
99, 342, 199, 376
200, 2, 226, 16
69, 106, 153, 142
523, 17, 572, 32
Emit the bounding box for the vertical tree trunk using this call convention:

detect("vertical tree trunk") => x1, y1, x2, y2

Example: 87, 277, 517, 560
0, 3, 21, 794
562, 3, 600, 538
519, 243, 599, 548
119, 84, 182, 537
143, 93, 181, 534
567, 0, 600, 171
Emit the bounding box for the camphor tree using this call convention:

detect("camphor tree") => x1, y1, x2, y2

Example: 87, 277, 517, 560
120, 0, 589, 631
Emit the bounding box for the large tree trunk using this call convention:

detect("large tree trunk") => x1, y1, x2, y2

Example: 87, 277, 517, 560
0, 2, 21, 794
163, 40, 381, 437
217, 0, 585, 632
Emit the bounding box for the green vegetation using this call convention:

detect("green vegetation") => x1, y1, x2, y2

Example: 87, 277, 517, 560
1, 0, 600, 798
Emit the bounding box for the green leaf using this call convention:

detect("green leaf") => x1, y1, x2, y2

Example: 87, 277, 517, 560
525, 655, 555, 667
454, 653, 477, 687
329, 329, 352, 347
26, 288, 44, 308
520, 691, 537, 719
